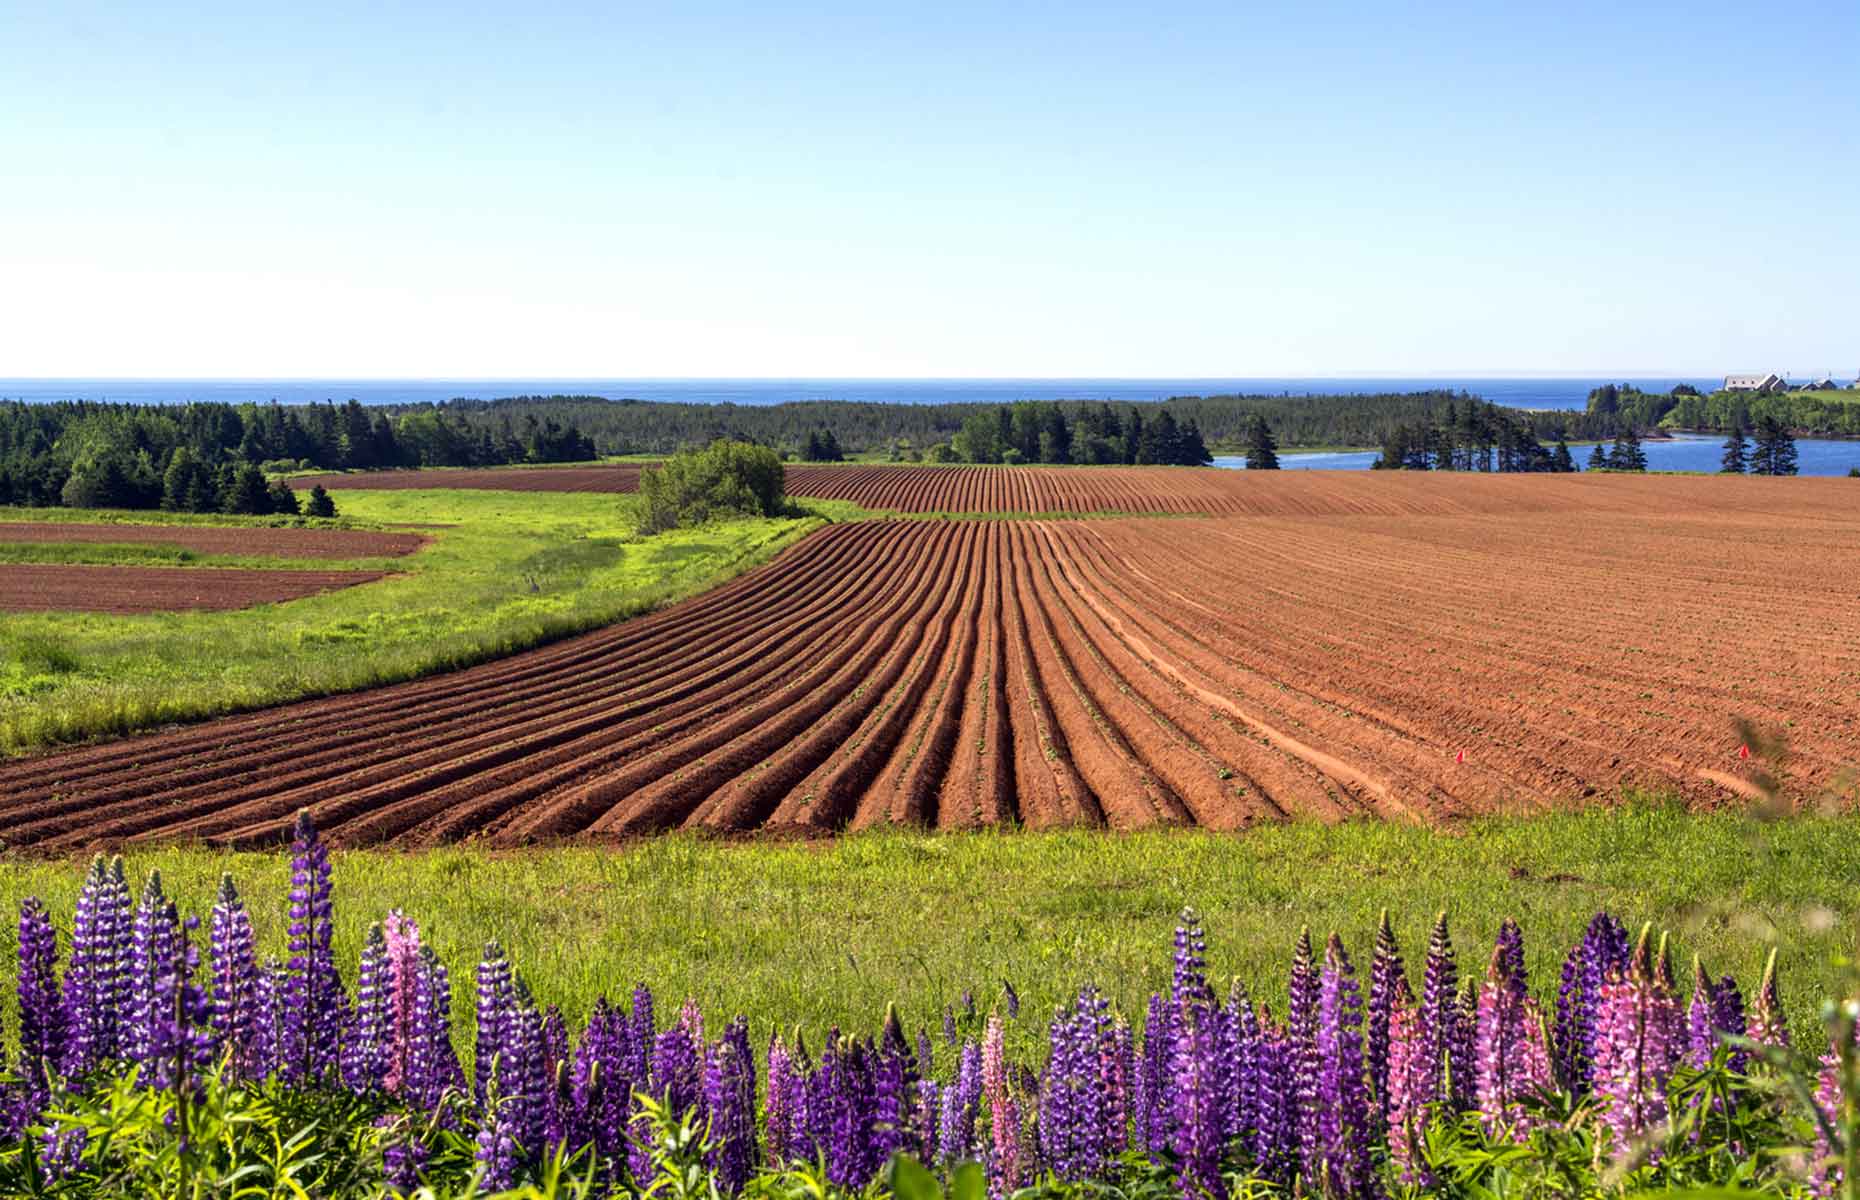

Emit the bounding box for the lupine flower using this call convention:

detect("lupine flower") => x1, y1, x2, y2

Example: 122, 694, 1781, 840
404, 945, 460, 1113
208, 874, 258, 1078
381, 910, 422, 1095
62, 856, 132, 1076
1553, 912, 1629, 1096
1452, 980, 1479, 1113
124, 871, 183, 1074
765, 1033, 802, 1165
1367, 908, 1404, 1123
983, 1014, 1022, 1199
475, 941, 514, 1106
945, 1005, 959, 1046
1711, 975, 1748, 1074
1750, 948, 1789, 1051
1421, 911, 1460, 1111
1474, 934, 1552, 1139
249, 956, 290, 1081
1248, 1013, 1298, 1183
1174, 908, 1211, 1003
1591, 925, 1683, 1153
939, 1037, 983, 1164
1043, 986, 1116, 1181
1004, 979, 1020, 1019
1138, 990, 1177, 1153
507, 974, 549, 1160
704, 1017, 757, 1193
344, 923, 391, 1092
283, 810, 345, 1084
1169, 999, 1225, 1200
1811, 1041, 1846, 1197
1312, 934, 1375, 1200
1492, 918, 1527, 998
1385, 977, 1431, 1187
1287, 927, 1322, 1163
39, 1123, 87, 1181
380, 1116, 432, 1193
17, 896, 66, 1091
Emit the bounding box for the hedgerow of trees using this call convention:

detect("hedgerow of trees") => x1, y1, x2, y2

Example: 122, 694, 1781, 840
0, 399, 599, 511
1370, 400, 1579, 472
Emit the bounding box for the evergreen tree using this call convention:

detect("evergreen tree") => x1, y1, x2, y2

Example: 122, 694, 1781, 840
160, 447, 201, 511
267, 480, 301, 515
1245, 415, 1281, 470
222, 465, 274, 514
1719, 426, 1749, 474
1752, 416, 1798, 476
1552, 435, 1576, 472
1178, 418, 1212, 465
1609, 428, 1647, 472
1586, 444, 1608, 471
60, 455, 135, 509
305, 484, 338, 518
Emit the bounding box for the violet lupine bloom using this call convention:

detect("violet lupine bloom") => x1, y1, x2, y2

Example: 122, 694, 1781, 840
507, 975, 550, 1161
703, 1017, 757, 1194
945, 1005, 959, 1047
1247, 1014, 1298, 1184
765, 1034, 803, 1165
1226, 983, 1260, 1150
124, 870, 183, 1074
1004, 980, 1020, 1020
1552, 912, 1629, 1096
1384, 977, 1431, 1188
249, 956, 290, 1081
939, 1037, 983, 1164
380, 1116, 432, 1193
282, 810, 345, 1085
62, 855, 132, 1076
17, 896, 67, 1091
1287, 927, 1322, 1164
1812, 1044, 1844, 1198
404, 945, 461, 1114
208, 874, 258, 1078
475, 941, 515, 1105
1492, 918, 1527, 998
1474, 939, 1552, 1139
343, 923, 391, 1092
1366, 908, 1404, 1124
1311, 935, 1375, 1200
1420, 912, 1460, 1112
1590, 927, 1683, 1153
1686, 958, 1717, 1071
876, 1006, 920, 1164
1138, 990, 1177, 1154
1750, 949, 1790, 1052
1174, 908, 1211, 1003
1711, 975, 1748, 1074
982, 1014, 1023, 1200
1451, 981, 1480, 1114
1171, 1000, 1227, 1200
475, 1091, 523, 1191
1042, 986, 1116, 1181
570, 999, 630, 1171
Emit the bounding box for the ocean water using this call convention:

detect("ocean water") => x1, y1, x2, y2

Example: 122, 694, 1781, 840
0, 376, 1728, 412
1213, 433, 1860, 477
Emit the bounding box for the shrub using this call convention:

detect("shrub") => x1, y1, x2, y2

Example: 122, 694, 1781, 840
306, 484, 338, 518
635, 440, 785, 535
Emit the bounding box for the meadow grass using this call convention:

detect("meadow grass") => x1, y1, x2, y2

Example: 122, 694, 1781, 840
0, 490, 848, 752
2, 802, 1852, 1057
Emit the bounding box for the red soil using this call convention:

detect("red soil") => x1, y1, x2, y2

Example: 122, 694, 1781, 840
0, 522, 425, 559
2, 473, 1854, 848
0, 565, 392, 614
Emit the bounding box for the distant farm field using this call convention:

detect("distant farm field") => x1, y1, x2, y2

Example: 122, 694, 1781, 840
4, 473, 1855, 849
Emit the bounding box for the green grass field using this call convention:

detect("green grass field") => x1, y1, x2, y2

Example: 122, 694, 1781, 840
0, 490, 850, 753
1, 803, 1849, 1057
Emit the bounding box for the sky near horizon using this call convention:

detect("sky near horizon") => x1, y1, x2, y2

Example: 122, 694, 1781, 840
2, 1, 1856, 379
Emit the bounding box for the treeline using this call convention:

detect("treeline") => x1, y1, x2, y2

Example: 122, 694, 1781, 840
0, 400, 597, 510
936, 403, 1211, 465
1371, 400, 1578, 472
1562, 383, 1860, 440
406, 390, 1496, 456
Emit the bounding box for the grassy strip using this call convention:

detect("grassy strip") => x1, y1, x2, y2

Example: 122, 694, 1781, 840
0, 541, 409, 571
0, 803, 1848, 1056
0, 491, 841, 752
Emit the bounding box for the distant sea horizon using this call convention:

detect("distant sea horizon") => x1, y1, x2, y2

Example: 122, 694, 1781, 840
0, 376, 1731, 413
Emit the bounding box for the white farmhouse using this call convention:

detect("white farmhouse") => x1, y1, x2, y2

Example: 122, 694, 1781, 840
1724, 373, 1786, 393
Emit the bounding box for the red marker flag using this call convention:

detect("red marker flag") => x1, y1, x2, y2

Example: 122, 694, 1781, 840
1738, 744, 1751, 760
1454, 749, 1466, 764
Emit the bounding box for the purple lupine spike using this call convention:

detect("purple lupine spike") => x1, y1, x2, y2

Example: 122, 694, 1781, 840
344, 923, 391, 1092
1041, 986, 1110, 1181
1170, 1000, 1226, 1200
1004, 979, 1020, 1020
1286, 927, 1322, 1164
1686, 957, 1717, 1070
125, 870, 183, 1075
1591, 924, 1683, 1153
1173, 907, 1210, 1003
508, 974, 549, 1162
917, 1028, 934, 1076
17, 896, 66, 1091
963, 989, 976, 1019
1227, 981, 1259, 1150
1106, 1016, 1134, 1161
1248, 1011, 1298, 1183
1452, 980, 1479, 1112
474, 941, 514, 1105
1475, 939, 1552, 1139
38, 1123, 87, 1181
651, 1018, 704, 1119
208, 874, 258, 1078
381, 910, 422, 1095
1420, 911, 1459, 1112
1750, 948, 1789, 1051
1366, 908, 1404, 1125
1712, 974, 1748, 1074
627, 983, 655, 1081
982, 1015, 1022, 1200
1312, 934, 1375, 1200
1385, 976, 1430, 1187
475, 1079, 523, 1190
171, 921, 217, 1095
380, 1116, 432, 1193
283, 810, 344, 1085
404, 944, 459, 1113
1138, 990, 1177, 1154
62, 855, 131, 1076
875, 1005, 917, 1163
765, 1033, 800, 1165
944, 1005, 959, 1047
1553, 911, 1629, 1096
249, 956, 290, 1081
938, 1037, 982, 1164
703, 1017, 757, 1192
1493, 917, 1527, 999
916, 1077, 941, 1164
569, 1000, 624, 1169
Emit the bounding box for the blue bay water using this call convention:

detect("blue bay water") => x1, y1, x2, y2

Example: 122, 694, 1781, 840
1214, 433, 1860, 477
0, 376, 1727, 411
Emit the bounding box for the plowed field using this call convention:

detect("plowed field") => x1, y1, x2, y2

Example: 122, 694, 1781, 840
4, 488, 1854, 849
0, 522, 425, 559
295, 462, 1857, 520
0, 565, 393, 614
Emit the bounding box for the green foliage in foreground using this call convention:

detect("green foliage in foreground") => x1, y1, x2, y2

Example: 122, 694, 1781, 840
1, 804, 1853, 1061
0, 490, 829, 752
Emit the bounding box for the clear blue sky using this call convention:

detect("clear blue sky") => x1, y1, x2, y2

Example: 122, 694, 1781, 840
2, 1, 1854, 378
